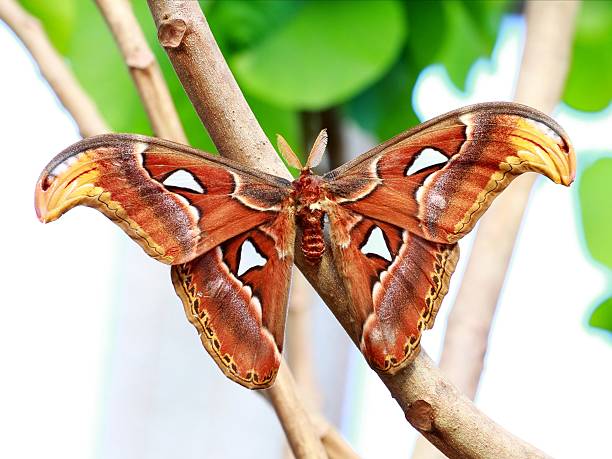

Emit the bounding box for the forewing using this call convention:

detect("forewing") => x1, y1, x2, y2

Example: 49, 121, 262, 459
324, 102, 575, 244
35, 134, 292, 264
172, 215, 295, 389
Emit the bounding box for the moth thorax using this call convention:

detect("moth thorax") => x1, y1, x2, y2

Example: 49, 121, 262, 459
299, 208, 325, 263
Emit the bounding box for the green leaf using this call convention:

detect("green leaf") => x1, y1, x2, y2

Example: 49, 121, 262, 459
431, 0, 511, 90
248, 96, 301, 155
347, 1, 510, 141
404, 1, 446, 69
589, 296, 612, 333
578, 157, 612, 269
563, 1, 612, 112
345, 53, 419, 142
20, 0, 76, 54
231, 0, 406, 110
207, 0, 301, 55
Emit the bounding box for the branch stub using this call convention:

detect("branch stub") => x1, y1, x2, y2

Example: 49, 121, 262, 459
158, 18, 187, 48
406, 400, 435, 432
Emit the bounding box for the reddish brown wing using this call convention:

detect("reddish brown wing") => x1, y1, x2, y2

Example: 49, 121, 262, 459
326, 210, 458, 372
324, 102, 575, 373
325, 102, 575, 243
172, 224, 294, 388
35, 134, 296, 388
35, 134, 292, 264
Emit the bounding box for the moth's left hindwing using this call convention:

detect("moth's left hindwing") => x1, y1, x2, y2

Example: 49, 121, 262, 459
172, 224, 294, 388
35, 134, 295, 388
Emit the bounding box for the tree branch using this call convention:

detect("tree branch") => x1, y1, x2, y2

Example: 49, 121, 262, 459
412, 2, 580, 458
146, 1, 555, 458
266, 364, 328, 459
0, 0, 109, 136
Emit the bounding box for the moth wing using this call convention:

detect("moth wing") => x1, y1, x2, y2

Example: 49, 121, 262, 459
35, 133, 296, 388
326, 206, 458, 372
323, 102, 574, 372
35, 134, 292, 264
172, 215, 295, 388
324, 102, 575, 244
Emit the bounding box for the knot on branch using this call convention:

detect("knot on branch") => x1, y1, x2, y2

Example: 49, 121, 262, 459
158, 18, 187, 48
405, 399, 434, 432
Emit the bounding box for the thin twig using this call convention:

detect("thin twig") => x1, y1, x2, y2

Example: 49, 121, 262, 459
94, 0, 186, 143
265, 364, 328, 459
286, 270, 321, 410
145, 2, 554, 458
412, 2, 580, 458
0, 0, 109, 136
284, 271, 321, 459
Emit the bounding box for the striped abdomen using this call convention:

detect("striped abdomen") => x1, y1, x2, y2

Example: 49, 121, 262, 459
299, 208, 325, 263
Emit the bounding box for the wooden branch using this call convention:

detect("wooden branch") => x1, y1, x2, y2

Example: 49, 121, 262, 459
0, 0, 109, 136
412, 2, 580, 458
145, 2, 554, 458
94, 0, 187, 143
266, 364, 328, 459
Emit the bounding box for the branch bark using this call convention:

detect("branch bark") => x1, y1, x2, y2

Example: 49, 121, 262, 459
266, 363, 328, 459
0, 0, 109, 136
412, 2, 580, 458
145, 1, 555, 458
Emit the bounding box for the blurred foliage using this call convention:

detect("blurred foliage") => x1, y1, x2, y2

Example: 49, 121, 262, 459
16, 0, 612, 332
563, 1, 612, 112
20, 0, 517, 149
20, 0, 75, 54
578, 157, 612, 333
231, 1, 406, 110
579, 158, 612, 270
18, 0, 612, 143
589, 296, 612, 333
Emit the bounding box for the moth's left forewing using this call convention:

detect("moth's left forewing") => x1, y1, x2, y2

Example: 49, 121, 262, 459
35, 134, 293, 264
36, 133, 297, 389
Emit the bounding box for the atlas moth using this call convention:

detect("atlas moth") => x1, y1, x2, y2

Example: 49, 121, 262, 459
35, 102, 575, 389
